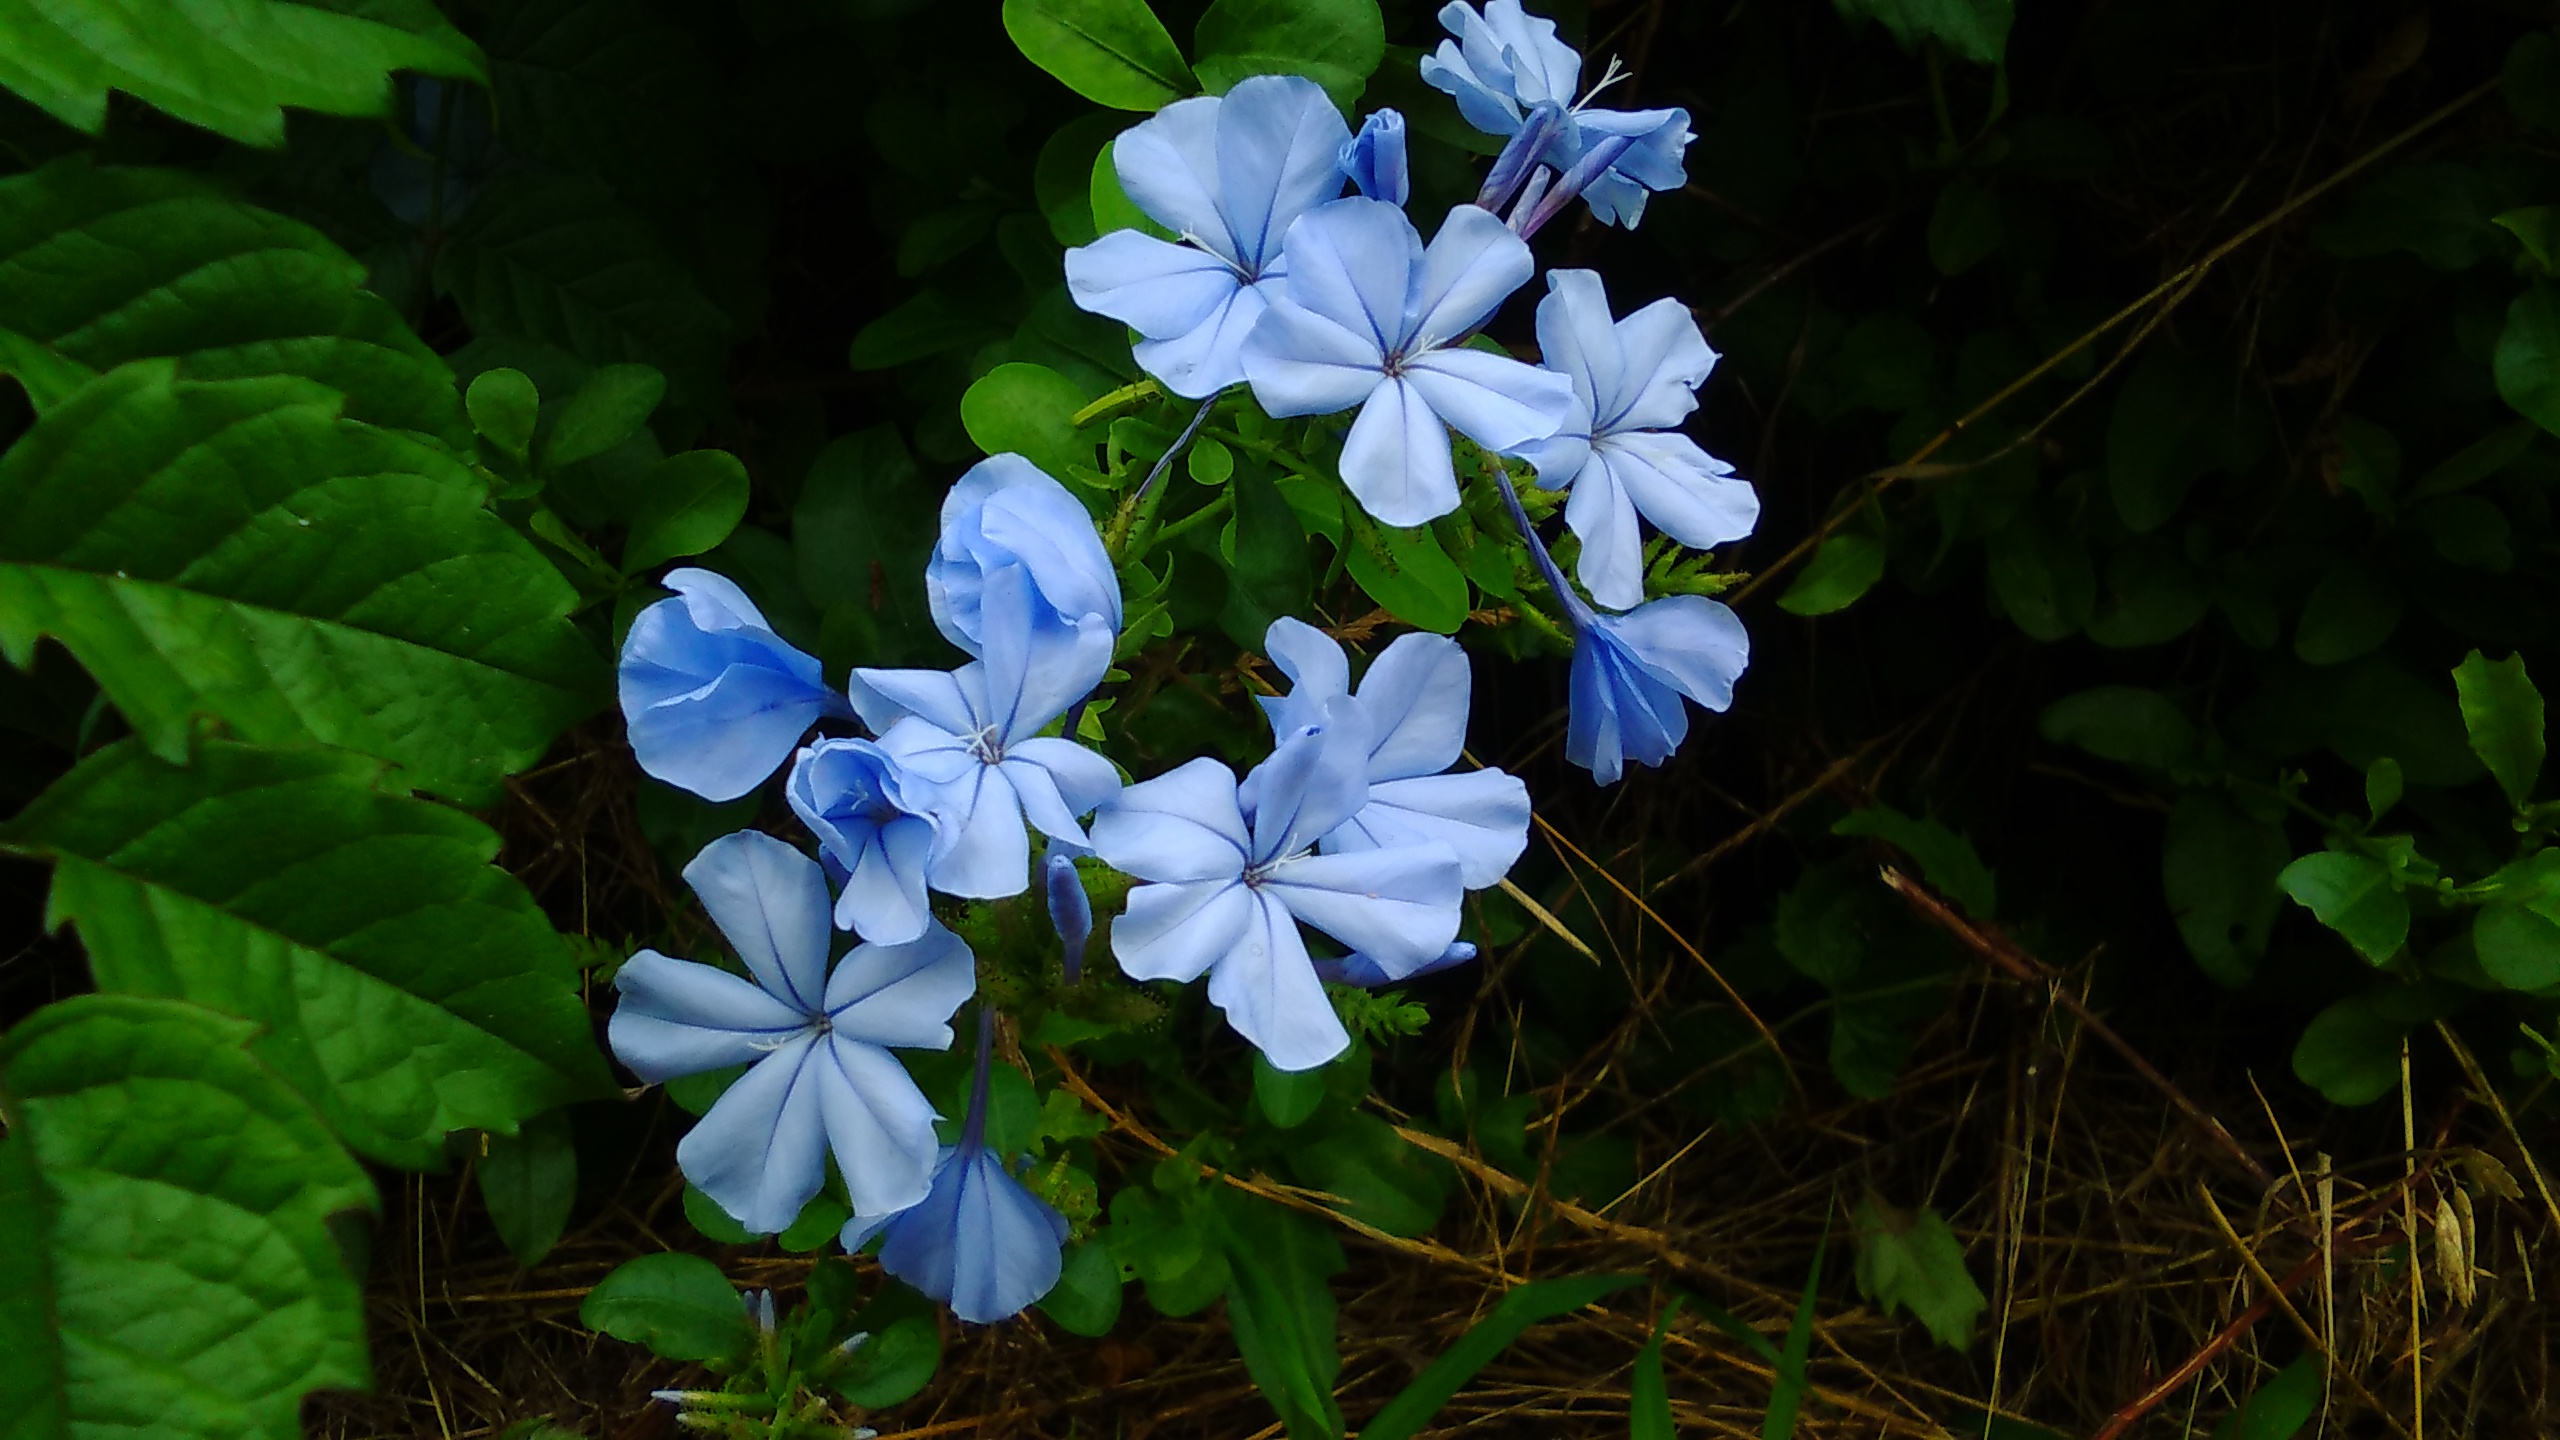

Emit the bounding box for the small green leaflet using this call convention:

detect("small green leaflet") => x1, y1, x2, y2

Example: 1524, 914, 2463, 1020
2452, 649, 2544, 811
2496, 281, 2560, 437
1850, 1195, 1985, 1349
1830, 0, 2013, 66
0, 0, 485, 146
0, 995, 376, 1440
0, 362, 607, 805
1777, 531, 1885, 616
1, 739, 617, 1168
580, 1253, 748, 1364
1003, 0, 1196, 112
478, 1110, 579, 1267
1832, 805, 1997, 918
2277, 851, 2408, 964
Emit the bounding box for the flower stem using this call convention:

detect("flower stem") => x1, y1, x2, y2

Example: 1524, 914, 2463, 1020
1515, 132, 1637, 239
1136, 394, 1220, 504
1491, 463, 1591, 627
959, 1004, 997, 1153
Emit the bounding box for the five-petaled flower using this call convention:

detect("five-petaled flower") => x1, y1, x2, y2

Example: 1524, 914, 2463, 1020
620, 568, 850, 803
1242, 199, 1572, 527
607, 830, 976, 1231
1523, 270, 1759, 611
1256, 618, 1530, 888
787, 737, 941, 944
1064, 75, 1351, 398
1091, 701, 1464, 1070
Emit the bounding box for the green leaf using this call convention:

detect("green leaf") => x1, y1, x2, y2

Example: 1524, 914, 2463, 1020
1628, 1297, 1678, 1440
1831, 806, 1997, 919
1, 739, 615, 1167
1346, 512, 1469, 634
467, 368, 540, 460
580, 1252, 746, 1364
2208, 1354, 2320, 1440
961, 362, 1102, 480
1830, 0, 2013, 66
2453, 649, 2544, 811
1850, 1195, 1984, 1349
623, 450, 750, 574
681, 1181, 758, 1243
2292, 983, 2457, 1105
1285, 1111, 1447, 1236
1765, 1232, 1826, 1440
1359, 1274, 1646, 1440
2328, 414, 2400, 513
1984, 507, 2093, 640
2311, 165, 2500, 271
1218, 465, 1311, 648
794, 427, 945, 670
2496, 281, 2560, 438
0, 327, 98, 411
1777, 531, 1885, 616
540, 364, 665, 472
0, 0, 484, 146
831, 1308, 941, 1408
1214, 1189, 1347, 1440
2037, 686, 2196, 768
437, 174, 734, 414
2277, 851, 2408, 964
1926, 177, 2004, 276
0, 158, 467, 447
1254, 1052, 1328, 1128
2474, 850, 2560, 991
2507, 33, 2560, 136
778, 1191, 852, 1254
1036, 113, 1127, 247
2106, 346, 2260, 532
0, 994, 376, 1440
1194, 0, 1386, 109
1002, 0, 1195, 112
1036, 1241, 1125, 1337
0, 363, 605, 803
2161, 791, 2290, 986
479, 1109, 578, 1267
2084, 535, 2212, 649
1090, 139, 1172, 240
2408, 420, 2538, 501
848, 288, 1009, 371
2293, 561, 2402, 666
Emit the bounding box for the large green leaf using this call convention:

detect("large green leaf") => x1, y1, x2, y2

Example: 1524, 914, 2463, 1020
2452, 649, 2544, 811
0, 362, 605, 804
2, 740, 616, 1167
2494, 280, 2560, 437
1214, 1190, 1346, 1440
1831, 0, 2012, 66
1003, 0, 1195, 112
0, 0, 483, 146
580, 1252, 747, 1364
0, 994, 375, 1440
2160, 790, 2289, 986
1193, 0, 1385, 109
2277, 851, 2407, 964
0, 158, 467, 447
436, 173, 735, 413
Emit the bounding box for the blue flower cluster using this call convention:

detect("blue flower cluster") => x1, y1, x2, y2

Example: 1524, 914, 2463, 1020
1064, 0, 1757, 783
603, 0, 1756, 1331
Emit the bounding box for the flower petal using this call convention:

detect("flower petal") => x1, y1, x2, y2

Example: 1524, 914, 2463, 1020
1400, 346, 1573, 457
1338, 376, 1462, 527
1562, 449, 1645, 611
1063, 229, 1242, 338
825, 921, 977, 1049
1112, 877, 1254, 983
1004, 737, 1122, 839
1205, 892, 1348, 1071
1315, 940, 1477, 988
816, 1034, 945, 1217
846, 664, 982, 736
1257, 615, 1351, 736
1409, 203, 1536, 348
1214, 74, 1351, 271
978, 565, 1114, 741
627, 663, 838, 803
1090, 757, 1251, 882
1259, 845, 1463, 977
915, 762, 1031, 900
1600, 432, 1759, 550
875, 1144, 1070, 1325
1113, 95, 1239, 266
1131, 282, 1273, 398
1273, 197, 1419, 357
1607, 594, 1750, 714
928, 455, 1123, 653
1241, 293, 1386, 418
1245, 695, 1375, 861
608, 951, 808, 1081
678, 1034, 828, 1233
683, 830, 832, 1013
1323, 770, 1530, 889
1352, 631, 1471, 778
1533, 269, 1618, 425
1600, 294, 1716, 433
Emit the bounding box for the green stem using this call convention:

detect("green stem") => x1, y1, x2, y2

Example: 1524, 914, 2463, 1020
1139, 491, 1233, 556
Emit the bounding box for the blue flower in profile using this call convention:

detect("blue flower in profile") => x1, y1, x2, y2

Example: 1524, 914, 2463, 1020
1521, 270, 1759, 610
927, 454, 1122, 658
1342, 110, 1410, 206
1063, 75, 1350, 398
786, 739, 940, 944
1257, 618, 1530, 890
1419, 0, 1693, 229
620, 568, 851, 802
607, 831, 976, 1230
843, 1014, 1067, 1325
1569, 595, 1749, 784
1090, 700, 1464, 1070
849, 566, 1121, 900
1314, 941, 1478, 988
1241, 199, 1573, 527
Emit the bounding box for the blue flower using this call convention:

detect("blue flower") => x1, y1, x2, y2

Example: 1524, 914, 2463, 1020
1241, 199, 1573, 526
1257, 618, 1530, 891
607, 831, 976, 1229
849, 566, 1121, 900
1521, 270, 1759, 610
1569, 595, 1750, 784
620, 568, 851, 803
1063, 75, 1350, 398
1342, 110, 1409, 206
1090, 700, 1464, 1070
786, 739, 940, 944
927, 454, 1122, 658
1314, 941, 1478, 988
842, 1010, 1068, 1326
1419, 1, 1693, 230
